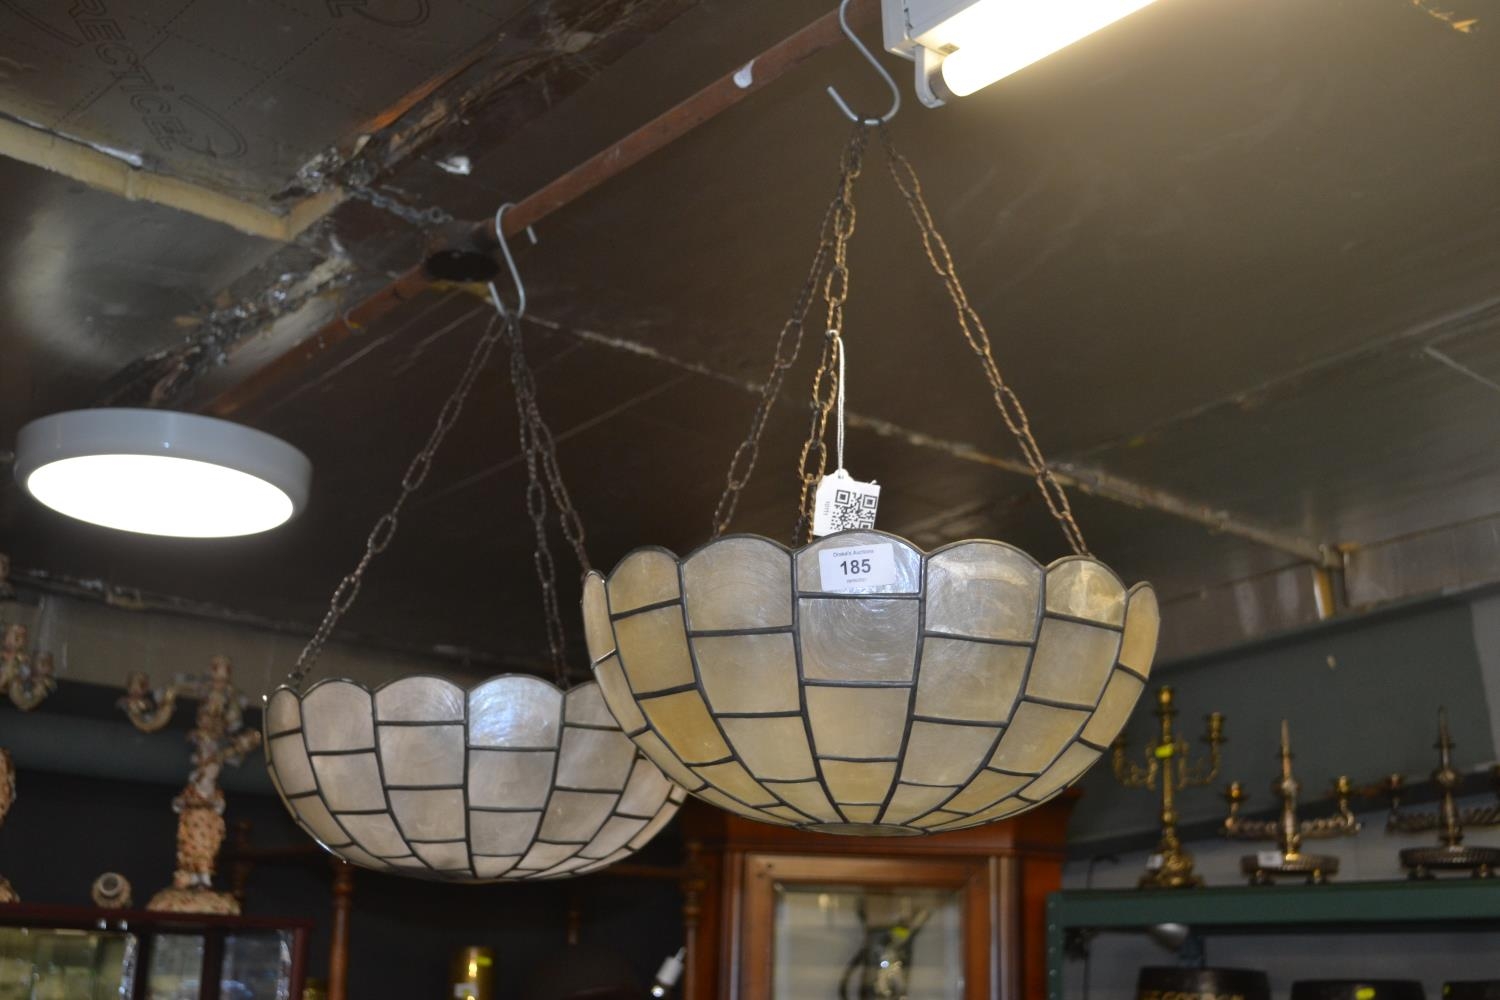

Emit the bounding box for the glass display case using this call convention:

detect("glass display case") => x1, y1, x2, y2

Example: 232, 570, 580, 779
773, 884, 964, 999
0, 904, 308, 1000
679, 795, 1080, 1000
743, 854, 988, 1000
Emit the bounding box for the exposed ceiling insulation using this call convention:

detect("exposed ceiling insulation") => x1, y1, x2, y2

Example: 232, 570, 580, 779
1, 0, 1498, 675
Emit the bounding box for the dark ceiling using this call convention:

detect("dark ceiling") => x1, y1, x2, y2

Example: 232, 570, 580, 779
1, 0, 1498, 679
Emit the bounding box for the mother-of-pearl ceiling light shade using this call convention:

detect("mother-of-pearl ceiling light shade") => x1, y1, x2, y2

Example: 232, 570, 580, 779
582, 530, 1157, 837
265, 674, 685, 881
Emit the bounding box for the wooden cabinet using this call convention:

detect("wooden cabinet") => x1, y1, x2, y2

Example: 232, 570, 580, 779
678, 794, 1075, 1000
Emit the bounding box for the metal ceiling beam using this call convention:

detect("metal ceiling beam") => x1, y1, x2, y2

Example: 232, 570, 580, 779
6, 564, 511, 672
199, 0, 879, 419
848, 414, 1342, 569
527, 313, 1344, 570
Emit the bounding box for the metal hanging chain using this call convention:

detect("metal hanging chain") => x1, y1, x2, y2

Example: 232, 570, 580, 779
490, 201, 590, 686
508, 324, 591, 577
794, 126, 870, 544
877, 127, 1090, 557
345, 184, 456, 229
287, 310, 508, 690
710, 125, 870, 540
507, 315, 569, 685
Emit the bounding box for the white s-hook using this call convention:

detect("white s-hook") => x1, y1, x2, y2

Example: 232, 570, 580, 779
488, 202, 539, 321
826, 0, 902, 125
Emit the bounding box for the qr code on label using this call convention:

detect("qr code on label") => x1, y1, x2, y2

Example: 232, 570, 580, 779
827, 488, 879, 531
811, 474, 881, 537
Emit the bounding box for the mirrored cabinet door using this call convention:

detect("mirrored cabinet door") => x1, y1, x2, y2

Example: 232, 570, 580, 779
743, 855, 994, 1000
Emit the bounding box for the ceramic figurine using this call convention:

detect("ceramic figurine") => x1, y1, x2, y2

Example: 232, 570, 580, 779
125, 656, 261, 914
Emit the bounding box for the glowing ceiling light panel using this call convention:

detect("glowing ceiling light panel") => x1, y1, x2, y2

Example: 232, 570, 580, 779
14, 409, 311, 538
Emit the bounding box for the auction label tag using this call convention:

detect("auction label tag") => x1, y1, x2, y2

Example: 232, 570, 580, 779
818, 542, 897, 593
1256, 851, 1284, 869
811, 469, 881, 538
1146, 853, 1165, 871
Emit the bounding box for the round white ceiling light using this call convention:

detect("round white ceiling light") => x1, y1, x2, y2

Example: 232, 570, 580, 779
13, 409, 312, 538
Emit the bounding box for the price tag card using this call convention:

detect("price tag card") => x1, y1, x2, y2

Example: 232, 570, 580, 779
1256, 851, 1284, 869
818, 542, 897, 593
811, 470, 881, 538
1146, 853, 1165, 872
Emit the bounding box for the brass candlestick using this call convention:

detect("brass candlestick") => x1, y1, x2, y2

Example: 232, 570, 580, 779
1111, 686, 1225, 889
1385, 708, 1500, 879
1222, 720, 1358, 885
120, 656, 261, 913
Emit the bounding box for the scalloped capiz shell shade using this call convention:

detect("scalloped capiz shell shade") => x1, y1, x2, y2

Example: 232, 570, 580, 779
264, 675, 686, 881
581, 530, 1157, 836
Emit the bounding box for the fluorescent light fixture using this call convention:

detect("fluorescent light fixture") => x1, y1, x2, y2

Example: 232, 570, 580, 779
13, 409, 311, 538
882, 0, 1160, 107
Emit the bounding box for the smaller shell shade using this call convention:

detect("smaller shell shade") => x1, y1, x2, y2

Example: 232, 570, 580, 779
582, 531, 1158, 836
264, 675, 686, 881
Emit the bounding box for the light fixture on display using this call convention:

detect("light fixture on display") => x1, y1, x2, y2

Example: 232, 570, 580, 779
265, 209, 684, 883
879, 0, 1160, 107
12, 408, 311, 537
581, 17, 1157, 837
651, 948, 685, 998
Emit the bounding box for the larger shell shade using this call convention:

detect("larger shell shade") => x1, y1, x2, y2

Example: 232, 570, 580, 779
264, 674, 685, 881
582, 530, 1157, 836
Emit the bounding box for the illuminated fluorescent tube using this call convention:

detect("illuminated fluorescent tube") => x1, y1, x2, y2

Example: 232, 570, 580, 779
882, 0, 1160, 106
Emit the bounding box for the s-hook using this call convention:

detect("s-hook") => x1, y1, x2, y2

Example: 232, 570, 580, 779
489, 202, 539, 320
827, 0, 901, 125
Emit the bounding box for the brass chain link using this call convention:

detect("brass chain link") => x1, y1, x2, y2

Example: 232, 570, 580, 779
878, 127, 1090, 556
794, 127, 870, 544
287, 311, 508, 690
710, 126, 870, 540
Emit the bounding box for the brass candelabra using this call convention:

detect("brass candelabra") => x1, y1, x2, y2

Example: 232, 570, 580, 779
1385, 708, 1500, 878
120, 656, 261, 913
1222, 720, 1358, 885
1111, 686, 1225, 889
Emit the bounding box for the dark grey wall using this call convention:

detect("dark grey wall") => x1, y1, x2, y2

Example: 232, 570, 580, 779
0, 764, 685, 999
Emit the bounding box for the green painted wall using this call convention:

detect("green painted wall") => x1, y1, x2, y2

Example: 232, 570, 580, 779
1068, 597, 1495, 845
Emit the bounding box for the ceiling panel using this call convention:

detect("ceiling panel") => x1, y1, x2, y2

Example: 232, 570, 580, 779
2, 0, 1500, 670
0, 0, 514, 197
1077, 320, 1500, 545
0, 156, 276, 432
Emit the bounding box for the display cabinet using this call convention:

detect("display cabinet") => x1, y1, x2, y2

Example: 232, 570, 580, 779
678, 794, 1076, 1000
0, 903, 308, 1000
